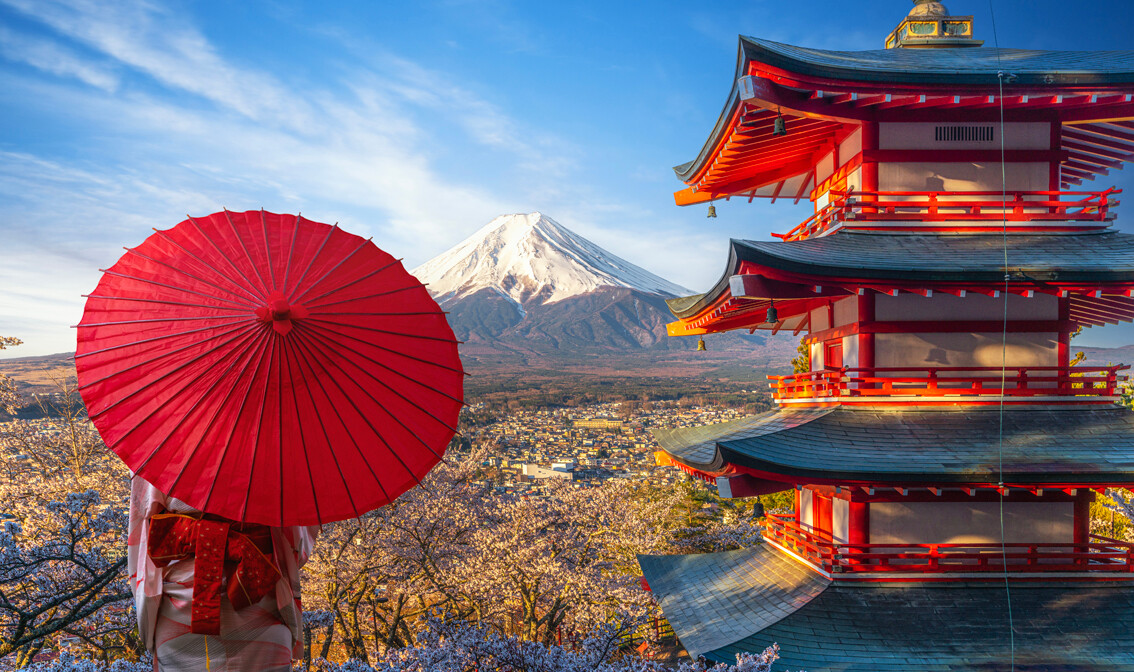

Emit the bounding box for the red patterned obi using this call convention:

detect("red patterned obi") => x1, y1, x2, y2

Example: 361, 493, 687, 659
148, 513, 281, 635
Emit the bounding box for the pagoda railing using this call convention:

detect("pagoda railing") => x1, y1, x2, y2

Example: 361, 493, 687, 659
774, 188, 1121, 242
768, 365, 1128, 403
764, 513, 1134, 576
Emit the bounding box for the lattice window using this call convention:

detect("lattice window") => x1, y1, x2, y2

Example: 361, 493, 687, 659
935, 125, 994, 142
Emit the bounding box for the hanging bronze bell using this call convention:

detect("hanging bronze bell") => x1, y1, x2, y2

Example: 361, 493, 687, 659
707, 204, 717, 218
765, 302, 778, 323
773, 114, 787, 136
696, 336, 707, 351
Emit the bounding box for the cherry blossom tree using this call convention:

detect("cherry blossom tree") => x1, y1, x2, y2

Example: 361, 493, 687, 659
301, 452, 700, 662
0, 351, 135, 668
14, 621, 794, 672
1, 376, 107, 481
0, 492, 132, 667
325, 617, 792, 672
0, 337, 23, 416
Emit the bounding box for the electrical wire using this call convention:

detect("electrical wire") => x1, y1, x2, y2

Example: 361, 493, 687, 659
989, 0, 1016, 668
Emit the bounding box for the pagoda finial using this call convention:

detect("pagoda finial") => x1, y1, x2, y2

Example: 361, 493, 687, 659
910, 0, 949, 16
885, 1, 982, 49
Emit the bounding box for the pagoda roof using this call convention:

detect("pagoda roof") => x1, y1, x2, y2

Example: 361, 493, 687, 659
639, 544, 1134, 669
739, 38, 1134, 89
674, 37, 1134, 203
735, 231, 1134, 283
653, 405, 1134, 485
666, 231, 1134, 331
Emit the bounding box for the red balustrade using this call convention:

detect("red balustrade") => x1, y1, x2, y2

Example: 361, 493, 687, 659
763, 512, 1134, 576
768, 365, 1128, 403
774, 188, 1121, 242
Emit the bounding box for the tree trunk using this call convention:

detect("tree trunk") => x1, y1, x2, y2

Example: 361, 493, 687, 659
16, 639, 44, 669
319, 619, 335, 660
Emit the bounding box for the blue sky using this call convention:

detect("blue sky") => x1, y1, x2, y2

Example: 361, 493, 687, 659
2, 0, 1133, 356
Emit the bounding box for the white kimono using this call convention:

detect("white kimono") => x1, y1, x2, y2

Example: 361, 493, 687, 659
127, 476, 319, 671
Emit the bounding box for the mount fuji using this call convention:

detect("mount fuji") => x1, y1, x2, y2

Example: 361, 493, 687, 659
412, 213, 702, 353
413, 212, 690, 309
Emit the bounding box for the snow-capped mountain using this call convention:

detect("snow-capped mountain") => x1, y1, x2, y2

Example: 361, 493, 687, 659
412, 212, 691, 309
409, 212, 782, 358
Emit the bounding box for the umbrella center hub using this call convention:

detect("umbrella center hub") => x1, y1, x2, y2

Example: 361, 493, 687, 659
269, 299, 291, 321
256, 293, 308, 336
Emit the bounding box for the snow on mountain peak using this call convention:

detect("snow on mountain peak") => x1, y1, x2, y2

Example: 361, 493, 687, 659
411, 213, 691, 307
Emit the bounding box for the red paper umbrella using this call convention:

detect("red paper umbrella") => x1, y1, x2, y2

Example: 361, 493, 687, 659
76, 210, 464, 526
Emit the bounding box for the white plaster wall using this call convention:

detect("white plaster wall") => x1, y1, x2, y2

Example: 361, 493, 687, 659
810, 306, 830, 331
832, 498, 849, 544
874, 332, 1057, 369
878, 162, 1049, 195
840, 128, 863, 162
875, 293, 1058, 321
832, 296, 857, 327
869, 501, 1073, 545
879, 122, 1051, 150
799, 489, 815, 531
809, 342, 824, 372
815, 190, 830, 210
841, 335, 859, 369
816, 150, 835, 184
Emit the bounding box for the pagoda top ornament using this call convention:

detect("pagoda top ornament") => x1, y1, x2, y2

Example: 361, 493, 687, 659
909, 0, 950, 17
885, 0, 982, 48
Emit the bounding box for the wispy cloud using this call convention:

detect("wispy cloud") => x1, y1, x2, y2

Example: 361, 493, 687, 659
2, 0, 316, 128
0, 24, 118, 91
0, 0, 581, 354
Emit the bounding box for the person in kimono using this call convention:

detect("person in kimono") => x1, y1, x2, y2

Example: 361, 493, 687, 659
126, 475, 320, 671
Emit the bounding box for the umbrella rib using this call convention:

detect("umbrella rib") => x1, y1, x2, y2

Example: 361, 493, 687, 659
316, 311, 452, 317
298, 323, 464, 412
123, 247, 260, 307
127, 328, 266, 474
298, 258, 402, 305
294, 326, 453, 466
165, 332, 273, 502
230, 335, 274, 523
223, 210, 271, 296
287, 224, 336, 302
95, 270, 254, 309
304, 284, 420, 310
88, 323, 262, 422
289, 331, 427, 492
280, 214, 301, 295
291, 237, 371, 305
282, 336, 363, 521
304, 317, 459, 343
301, 320, 466, 376
76, 321, 257, 390
153, 228, 264, 303
276, 335, 284, 527
187, 215, 268, 303
75, 317, 255, 359
76, 315, 251, 328
261, 210, 278, 291
83, 293, 252, 313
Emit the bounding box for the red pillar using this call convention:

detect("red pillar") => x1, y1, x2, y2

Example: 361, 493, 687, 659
861, 122, 879, 210
1049, 121, 1062, 191
848, 500, 869, 545
1074, 490, 1093, 547
1057, 296, 1071, 376
858, 292, 875, 371
816, 494, 833, 537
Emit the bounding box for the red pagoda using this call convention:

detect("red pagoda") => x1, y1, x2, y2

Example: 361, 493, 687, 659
638, 2, 1134, 669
